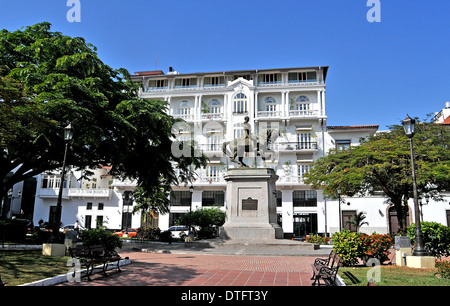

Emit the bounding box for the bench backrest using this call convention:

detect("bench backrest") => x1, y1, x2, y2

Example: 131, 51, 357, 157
69, 245, 90, 257
89, 245, 106, 257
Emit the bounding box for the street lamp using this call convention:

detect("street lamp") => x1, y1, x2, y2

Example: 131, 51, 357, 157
402, 115, 428, 256
189, 185, 194, 212
337, 188, 342, 232
53, 123, 73, 240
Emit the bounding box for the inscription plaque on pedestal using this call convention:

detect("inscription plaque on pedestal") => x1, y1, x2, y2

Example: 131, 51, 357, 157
242, 197, 258, 210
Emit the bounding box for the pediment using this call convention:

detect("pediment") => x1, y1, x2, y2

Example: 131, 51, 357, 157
227, 77, 255, 90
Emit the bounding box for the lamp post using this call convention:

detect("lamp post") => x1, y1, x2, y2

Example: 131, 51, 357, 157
53, 124, 73, 239
402, 115, 428, 256
189, 185, 194, 212
337, 188, 342, 231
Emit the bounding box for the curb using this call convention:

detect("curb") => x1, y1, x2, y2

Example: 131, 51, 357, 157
19, 258, 132, 286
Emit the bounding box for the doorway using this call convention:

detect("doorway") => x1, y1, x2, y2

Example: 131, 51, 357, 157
293, 213, 317, 237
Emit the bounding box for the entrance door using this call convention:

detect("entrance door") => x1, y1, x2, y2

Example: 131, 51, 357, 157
293, 213, 317, 237
388, 206, 410, 235
447, 211, 450, 227
342, 210, 357, 232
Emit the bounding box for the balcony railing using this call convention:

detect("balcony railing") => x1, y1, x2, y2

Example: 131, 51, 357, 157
39, 188, 111, 198
289, 110, 318, 117
257, 111, 282, 118
173, 114, 195, 121
68, 188, 112, 198
201, 113, 224, 120
275, 142, 318, 152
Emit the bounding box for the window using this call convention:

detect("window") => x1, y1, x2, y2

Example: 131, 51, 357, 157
98, 203, 104, 210
234, 123, 244, 139
233, 93, 248, 113
204, 76, 225, 87
263, 97, 277, 112
233, 74, 252, 81
206, 165, 221, 180
293, 190, 317, 207
96, 216, 103, 228
86, 202, 93, 210
276, 190, 282, 207
297, 132, 313, 149
178, 101, 192, 118
85, 215, 92, 229
336, 140, 351, 151
208, 99, 221, 113
288, 71, 317, 83
298, 164, 311, 178
207, 134, 221, 151
175, 78, 197, 88
202, 191, 225, 206
170, 191, 192, 206
258, 73, 281, 85
148, 79, 168, 90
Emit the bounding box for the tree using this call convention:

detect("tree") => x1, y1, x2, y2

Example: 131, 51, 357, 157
305, 119, 450, 233
0, 23, 207, 222
175, 208, 226, 239
345, 211, 369, 233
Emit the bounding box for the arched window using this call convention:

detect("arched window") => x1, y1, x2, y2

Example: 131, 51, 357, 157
233, 93, 248, 113
208, 99, 221, 114
263, 97, 277, 112
293, 96, 310, 113
178, 101, 191, 118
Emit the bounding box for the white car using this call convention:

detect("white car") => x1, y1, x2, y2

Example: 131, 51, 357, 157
167, 226, 190, 238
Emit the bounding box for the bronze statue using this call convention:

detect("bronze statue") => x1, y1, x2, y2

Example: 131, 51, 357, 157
222, 116, 279, 167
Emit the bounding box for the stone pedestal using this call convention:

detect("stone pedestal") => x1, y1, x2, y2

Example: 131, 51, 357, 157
219, 168, 283, 240
42, 243, 66, 257
406, 256, 436, 269
395, 247, 412, 267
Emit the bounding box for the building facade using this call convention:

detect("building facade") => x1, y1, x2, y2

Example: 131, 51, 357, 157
4, 67, 449, 237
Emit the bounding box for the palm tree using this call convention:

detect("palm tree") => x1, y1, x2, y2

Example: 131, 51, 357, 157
346, 211, 369, 232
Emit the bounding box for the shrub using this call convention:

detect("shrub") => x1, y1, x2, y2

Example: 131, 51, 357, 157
332, 230, 366, 266
435, 260, 450, 279
360, 233, 394, 264
159, 230, 172, 243
79, 228, 122, 255
175, 208, 225, 239
0, 219, 27, 242
407, 222, 450, 258
137, 227, 161, 240
306, 234, 331, 245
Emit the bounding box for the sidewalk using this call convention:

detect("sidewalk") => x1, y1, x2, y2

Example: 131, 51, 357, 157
57, 241, 331, 286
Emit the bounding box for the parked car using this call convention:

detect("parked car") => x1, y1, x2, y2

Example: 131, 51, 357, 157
113, 228, 138, 238
167, 226, 191, 238
60, 224, 75, 233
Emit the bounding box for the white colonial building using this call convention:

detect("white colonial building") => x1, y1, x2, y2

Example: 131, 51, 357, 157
3, 66, 449, 238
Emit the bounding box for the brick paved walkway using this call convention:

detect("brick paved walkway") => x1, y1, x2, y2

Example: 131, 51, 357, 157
58, 249, 318, 286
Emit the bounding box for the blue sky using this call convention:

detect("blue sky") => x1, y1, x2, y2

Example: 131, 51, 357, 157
1, 0, 449, 129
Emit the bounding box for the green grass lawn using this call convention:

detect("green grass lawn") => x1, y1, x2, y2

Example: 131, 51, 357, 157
340, 265, 450, 286
0, 250, 71, 286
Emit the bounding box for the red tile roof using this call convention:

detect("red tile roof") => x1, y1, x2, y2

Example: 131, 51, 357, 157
327, 125, 379, 130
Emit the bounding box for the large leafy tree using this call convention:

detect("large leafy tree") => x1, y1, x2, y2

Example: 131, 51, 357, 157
305, 119, 450, 232
0, 23, 206, 217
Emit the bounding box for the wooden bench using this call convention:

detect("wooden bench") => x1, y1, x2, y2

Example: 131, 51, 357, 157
311, 251, 343, 286
68, 244, 122, 281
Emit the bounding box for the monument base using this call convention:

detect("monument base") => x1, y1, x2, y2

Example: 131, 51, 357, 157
406, 256, 435, 269
220, 223, 283, 240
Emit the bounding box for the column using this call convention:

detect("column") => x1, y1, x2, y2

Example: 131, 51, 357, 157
192, 190, 203, 211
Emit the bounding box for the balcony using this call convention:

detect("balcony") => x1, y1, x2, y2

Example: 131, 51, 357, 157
38, 188, 69, 199
68, 188, 112, 198
257, 111, 282, 119
274, 142, 318, 153
39, 188, 112, 199
199, 144, 223, 156
277, 176, 305, 186
289, 110, 319, 118
173, 114, 195, 121
201, 113, 224, 121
